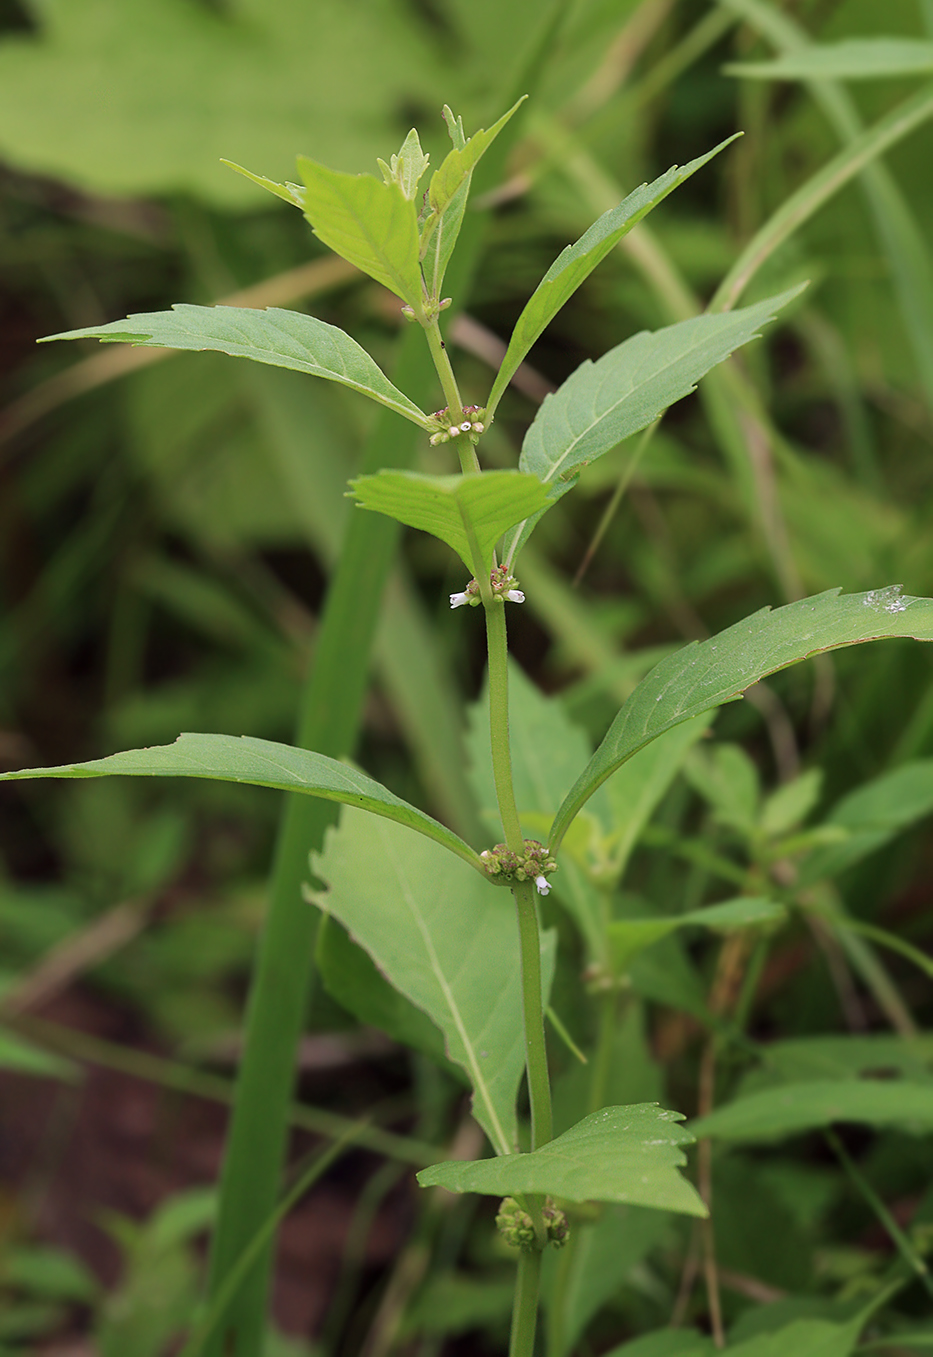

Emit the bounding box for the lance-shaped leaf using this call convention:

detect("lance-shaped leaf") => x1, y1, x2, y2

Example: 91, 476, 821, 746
419, 97, 525, 298
309, 807, 556, 1155
691, 1080, 933, 1142
608, 898, 785, 975
428, 98, 526, 218
418, 1104, 707, 1216
727, 38, 933, 82
296, 157, 424, 309
548, 587, 933, 856
501, 285, 803, 567
39, 305, 434, 430
0, 733, 483, 875
485, 137, 739, 420
348, 469, 551, 575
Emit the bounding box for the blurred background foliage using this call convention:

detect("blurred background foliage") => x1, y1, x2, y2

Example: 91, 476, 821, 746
1, 0, 932, 1353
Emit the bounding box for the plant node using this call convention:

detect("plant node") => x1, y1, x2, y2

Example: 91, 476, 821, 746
480, 839, 557, 894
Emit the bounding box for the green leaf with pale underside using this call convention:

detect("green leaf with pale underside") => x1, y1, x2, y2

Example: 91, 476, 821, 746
727, 39, 933, 82
501, 286, 803, 567
310, 807, 556, 1155
548, 588, 933, 855
485, 137, 739, 420
0, 733, 483, 875
348, 470, 551, 574
418, 1104, 706, 1216
39, 306, 434, 430
296, 158, 423, 308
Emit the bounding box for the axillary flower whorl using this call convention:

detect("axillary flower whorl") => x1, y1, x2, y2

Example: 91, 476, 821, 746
428, 404, 486, 445
480, 839, 557, 895
450, 564, 525, 609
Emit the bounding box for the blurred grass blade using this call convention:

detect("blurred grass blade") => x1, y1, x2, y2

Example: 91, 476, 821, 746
0, 732, 484, 874
40, 305, 435, 430
549, 588, 933, 854
485, 137, 738, 419
727, 38, 933, 81
710, 80, 933, 311
720, 0, 933, 412
182, 1127, 362, 1357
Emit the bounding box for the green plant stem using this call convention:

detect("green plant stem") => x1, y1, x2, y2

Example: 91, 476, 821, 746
484, 601, 524, 852
423, 316, 482, 477
485, 599, 553, 1146
510, 1250, 543, 1357
514, 878, 554, 1153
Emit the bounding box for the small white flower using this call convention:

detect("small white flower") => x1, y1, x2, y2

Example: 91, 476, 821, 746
535, 875, 550, 896
460, 421, 472, 432
506, 589, 525, 604
450, 591, 470, 609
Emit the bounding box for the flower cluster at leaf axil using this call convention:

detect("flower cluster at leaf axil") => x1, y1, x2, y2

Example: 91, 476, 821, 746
450, 564, 524, 609
428, 404, 486, 445
480, 839, 557, 895
496, 1196, 569, 1252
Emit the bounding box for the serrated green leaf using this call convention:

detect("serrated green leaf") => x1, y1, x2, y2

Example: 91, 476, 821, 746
485, 137, 739, 420
608, 898, 785, 975
377, 127, 430, 200
548, 588, 933, 855
691, 1080, 933, 1142
348, 469, 551, 575
0, 733, 482, 875
39, 306, 433, 431
417, 1104, 706, 1216
309, 807, 556, 1154
501, 286, 802, 567
727, 38, 933, 82
296, 158, 423, 309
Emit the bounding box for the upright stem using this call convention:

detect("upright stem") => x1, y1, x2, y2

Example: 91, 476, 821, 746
485, 602, 553, 1151
484, 602, 523, 853
510, 1252, 543, 1357
422, 317, 483, 477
